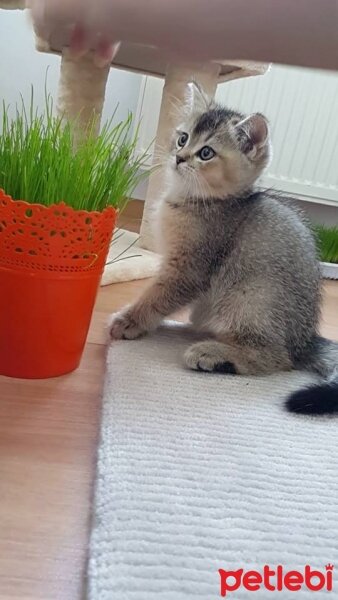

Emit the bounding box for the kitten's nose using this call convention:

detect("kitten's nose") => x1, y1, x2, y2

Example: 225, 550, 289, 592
176, 155, 186, 166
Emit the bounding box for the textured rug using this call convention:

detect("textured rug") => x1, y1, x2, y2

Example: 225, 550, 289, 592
88, 323, 338, 600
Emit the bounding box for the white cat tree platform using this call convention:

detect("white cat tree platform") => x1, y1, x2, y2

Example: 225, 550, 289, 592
1, 2, 268, 283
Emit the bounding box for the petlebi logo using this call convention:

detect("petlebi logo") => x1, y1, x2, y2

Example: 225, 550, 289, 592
218, 564, 334, 596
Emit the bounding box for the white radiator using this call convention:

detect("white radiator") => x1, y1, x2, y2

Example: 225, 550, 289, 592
216, 64, 338, 205
136, 65, 338, 205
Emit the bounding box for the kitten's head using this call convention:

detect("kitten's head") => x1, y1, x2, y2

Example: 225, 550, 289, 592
168, 82, 271, 200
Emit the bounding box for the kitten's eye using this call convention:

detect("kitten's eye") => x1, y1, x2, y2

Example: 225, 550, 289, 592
177, 133, 189, 148
198, 146, 215, 161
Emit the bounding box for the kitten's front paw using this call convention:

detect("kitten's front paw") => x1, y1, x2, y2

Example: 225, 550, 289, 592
109, 310, 145, 340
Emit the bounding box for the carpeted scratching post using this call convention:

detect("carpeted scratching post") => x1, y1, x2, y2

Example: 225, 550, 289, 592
57, 51, 111, 144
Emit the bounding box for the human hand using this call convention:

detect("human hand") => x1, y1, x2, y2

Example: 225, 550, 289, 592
28, 0, 120, 66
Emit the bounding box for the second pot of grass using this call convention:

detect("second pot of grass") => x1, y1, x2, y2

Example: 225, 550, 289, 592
0, 99, 149, 378
314, 225, 338, 280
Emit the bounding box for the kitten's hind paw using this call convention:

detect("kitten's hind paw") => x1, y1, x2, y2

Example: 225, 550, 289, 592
184, 341, 237, 374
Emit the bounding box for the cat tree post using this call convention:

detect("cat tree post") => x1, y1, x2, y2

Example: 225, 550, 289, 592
57, 52, 110, 142
1, 3, 109, 142
35, 39, 111, 144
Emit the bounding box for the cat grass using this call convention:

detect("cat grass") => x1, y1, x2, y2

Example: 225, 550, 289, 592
314, 225, 338, 265
0, 94, 149, 212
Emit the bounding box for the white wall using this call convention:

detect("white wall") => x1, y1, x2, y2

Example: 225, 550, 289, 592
0, 8, 142, 125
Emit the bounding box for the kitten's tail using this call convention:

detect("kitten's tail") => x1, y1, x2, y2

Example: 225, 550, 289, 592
286, 336, 338, 415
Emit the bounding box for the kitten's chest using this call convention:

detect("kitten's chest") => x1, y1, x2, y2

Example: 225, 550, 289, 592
156, 198, 201, 255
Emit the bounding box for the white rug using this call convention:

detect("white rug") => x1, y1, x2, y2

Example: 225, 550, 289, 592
88, 323, 338, 600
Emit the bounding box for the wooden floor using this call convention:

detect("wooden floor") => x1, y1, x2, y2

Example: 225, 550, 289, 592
0, 273, 337, 599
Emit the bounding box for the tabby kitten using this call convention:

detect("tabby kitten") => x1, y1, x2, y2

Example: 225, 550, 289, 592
110, 82, 338, 415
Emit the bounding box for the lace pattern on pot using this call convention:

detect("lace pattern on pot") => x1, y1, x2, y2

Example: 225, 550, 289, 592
0, 190, 117, 273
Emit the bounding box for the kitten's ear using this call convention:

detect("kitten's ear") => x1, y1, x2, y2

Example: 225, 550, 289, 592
234, 113, 270, 160
185, 81, 210, 115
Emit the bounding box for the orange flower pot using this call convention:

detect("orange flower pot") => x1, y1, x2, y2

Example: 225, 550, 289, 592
0, 190, 117, 379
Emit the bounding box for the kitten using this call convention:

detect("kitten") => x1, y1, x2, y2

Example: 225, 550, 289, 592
110, 82, 338, 416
